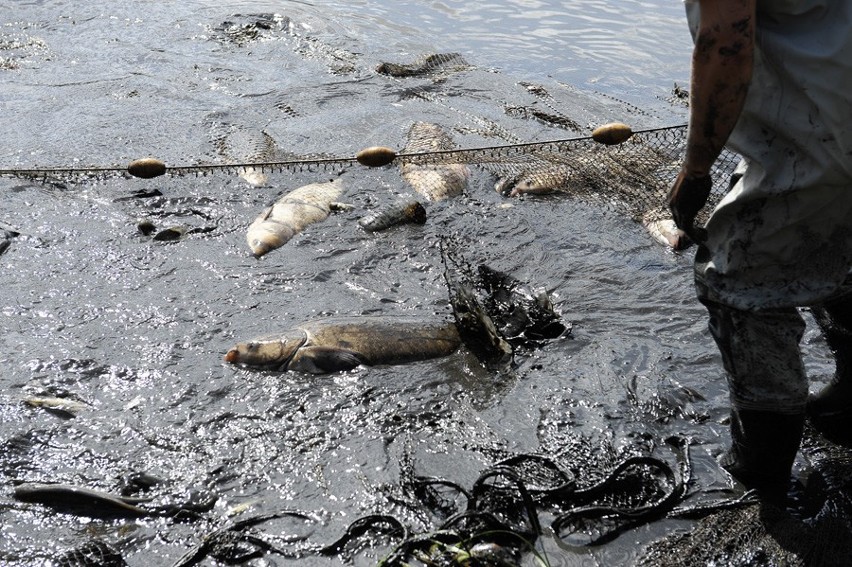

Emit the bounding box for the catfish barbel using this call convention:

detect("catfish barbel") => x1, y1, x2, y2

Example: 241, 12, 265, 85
224, 317, 462, 374
246, 177, 344, 257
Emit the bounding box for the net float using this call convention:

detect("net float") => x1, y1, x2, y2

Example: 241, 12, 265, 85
127, 157, 167, 179
356, 146, 397, 167
591, 122, 633, 145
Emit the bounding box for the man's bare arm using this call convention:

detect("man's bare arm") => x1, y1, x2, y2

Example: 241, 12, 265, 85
684, 0, 756, 176
668, 0, 756, 240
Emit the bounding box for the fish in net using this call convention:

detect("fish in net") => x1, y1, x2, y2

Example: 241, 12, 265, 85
393, 122, 741, 250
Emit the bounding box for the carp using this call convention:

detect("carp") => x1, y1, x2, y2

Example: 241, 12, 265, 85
375, 52, 471, 78
358, 199, 427, 232
401, 122, 470, 201
207, 116, 285, 187
477, 264, 569, 346
495, 165, 577, 197
641, 208, 691, 250
224, 317, 462, 374
246, 178, 343, 257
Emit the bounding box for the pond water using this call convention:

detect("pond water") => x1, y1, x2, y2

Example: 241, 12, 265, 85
0, 1, 838, 566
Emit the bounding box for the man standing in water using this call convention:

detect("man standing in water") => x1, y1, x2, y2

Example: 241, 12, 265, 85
668, 0, 852, 502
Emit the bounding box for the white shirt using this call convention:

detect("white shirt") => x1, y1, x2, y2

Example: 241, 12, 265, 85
685, 0, 852, 309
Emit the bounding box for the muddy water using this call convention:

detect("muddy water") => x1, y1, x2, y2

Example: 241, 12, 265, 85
0, 1, 838, 566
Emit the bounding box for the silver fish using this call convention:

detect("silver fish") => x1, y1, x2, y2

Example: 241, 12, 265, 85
224, 316, 461, 374
13, 482, 215, 518
14, 482, 157, 517
496, 165, 576, 197
358, 199, 427, 232
23, 396, 91, 417
641, 208, 690, 250
246, 178, 344, 257
208, 118, 281, 186
401, 122, 470, 201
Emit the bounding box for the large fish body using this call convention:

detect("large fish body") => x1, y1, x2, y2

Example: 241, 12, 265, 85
401, 122, 470, 201
246, 178, 343, 257
495, 165, 577, 197
208, 120, 281, 186
225, 316, 462, 374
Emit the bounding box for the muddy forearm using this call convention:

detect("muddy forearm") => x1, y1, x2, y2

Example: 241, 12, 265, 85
684, 0, 755, 177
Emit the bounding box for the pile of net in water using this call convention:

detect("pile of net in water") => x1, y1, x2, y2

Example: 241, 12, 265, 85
637, 425, 852, 567
148, 433, 693, 567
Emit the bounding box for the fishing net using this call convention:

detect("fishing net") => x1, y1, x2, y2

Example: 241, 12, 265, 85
0, 52, 742, 249
156, 433, 693, 566
637, 425, 852, 567
1, 47, 758, 567
4, 124, 739, 210
0, 122, 741, 254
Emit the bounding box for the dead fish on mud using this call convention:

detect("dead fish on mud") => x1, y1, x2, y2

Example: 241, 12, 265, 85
358, 199, 427, 232
246, 177, 344, 257
13, 482, 216, 518
23, 396, 91, 419
401, 122, 470, 201
225, 317, 462, 374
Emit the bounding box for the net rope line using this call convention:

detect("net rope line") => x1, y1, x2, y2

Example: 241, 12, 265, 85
0, 123, 692, 180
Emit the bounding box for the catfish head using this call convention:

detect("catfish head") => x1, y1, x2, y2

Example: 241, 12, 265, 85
224, 329, 307, 370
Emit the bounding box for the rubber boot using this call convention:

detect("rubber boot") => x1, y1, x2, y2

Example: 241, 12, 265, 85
719, 409, 805, 503
807, 300, 852, 444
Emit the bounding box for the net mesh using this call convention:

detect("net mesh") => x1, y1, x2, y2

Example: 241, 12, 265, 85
0, 124, 741, 247
396, 123, 740, 225
0, 51, 742, 244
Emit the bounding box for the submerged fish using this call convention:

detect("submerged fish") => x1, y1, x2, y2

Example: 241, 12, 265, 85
209, 120, 281, 187
375, 52, 471, 78
14, 481, 216, 518
401, 122, 470, 201
224, 316, 462, 374
358, 199, 427, 232
246, 178, 344, 257
23, 396, 91, 418
1, 223, 21, 257
14, 482, 157, 518
495, 165, 576, 197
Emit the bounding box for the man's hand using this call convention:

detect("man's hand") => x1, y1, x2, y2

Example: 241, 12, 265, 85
668, 170, 712, 244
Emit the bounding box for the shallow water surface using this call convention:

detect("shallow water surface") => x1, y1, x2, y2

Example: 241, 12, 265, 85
0, 1, 840, 566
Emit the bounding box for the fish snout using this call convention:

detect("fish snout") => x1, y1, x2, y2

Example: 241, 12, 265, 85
224, 349, 240, 363
249, 239, 275, 258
